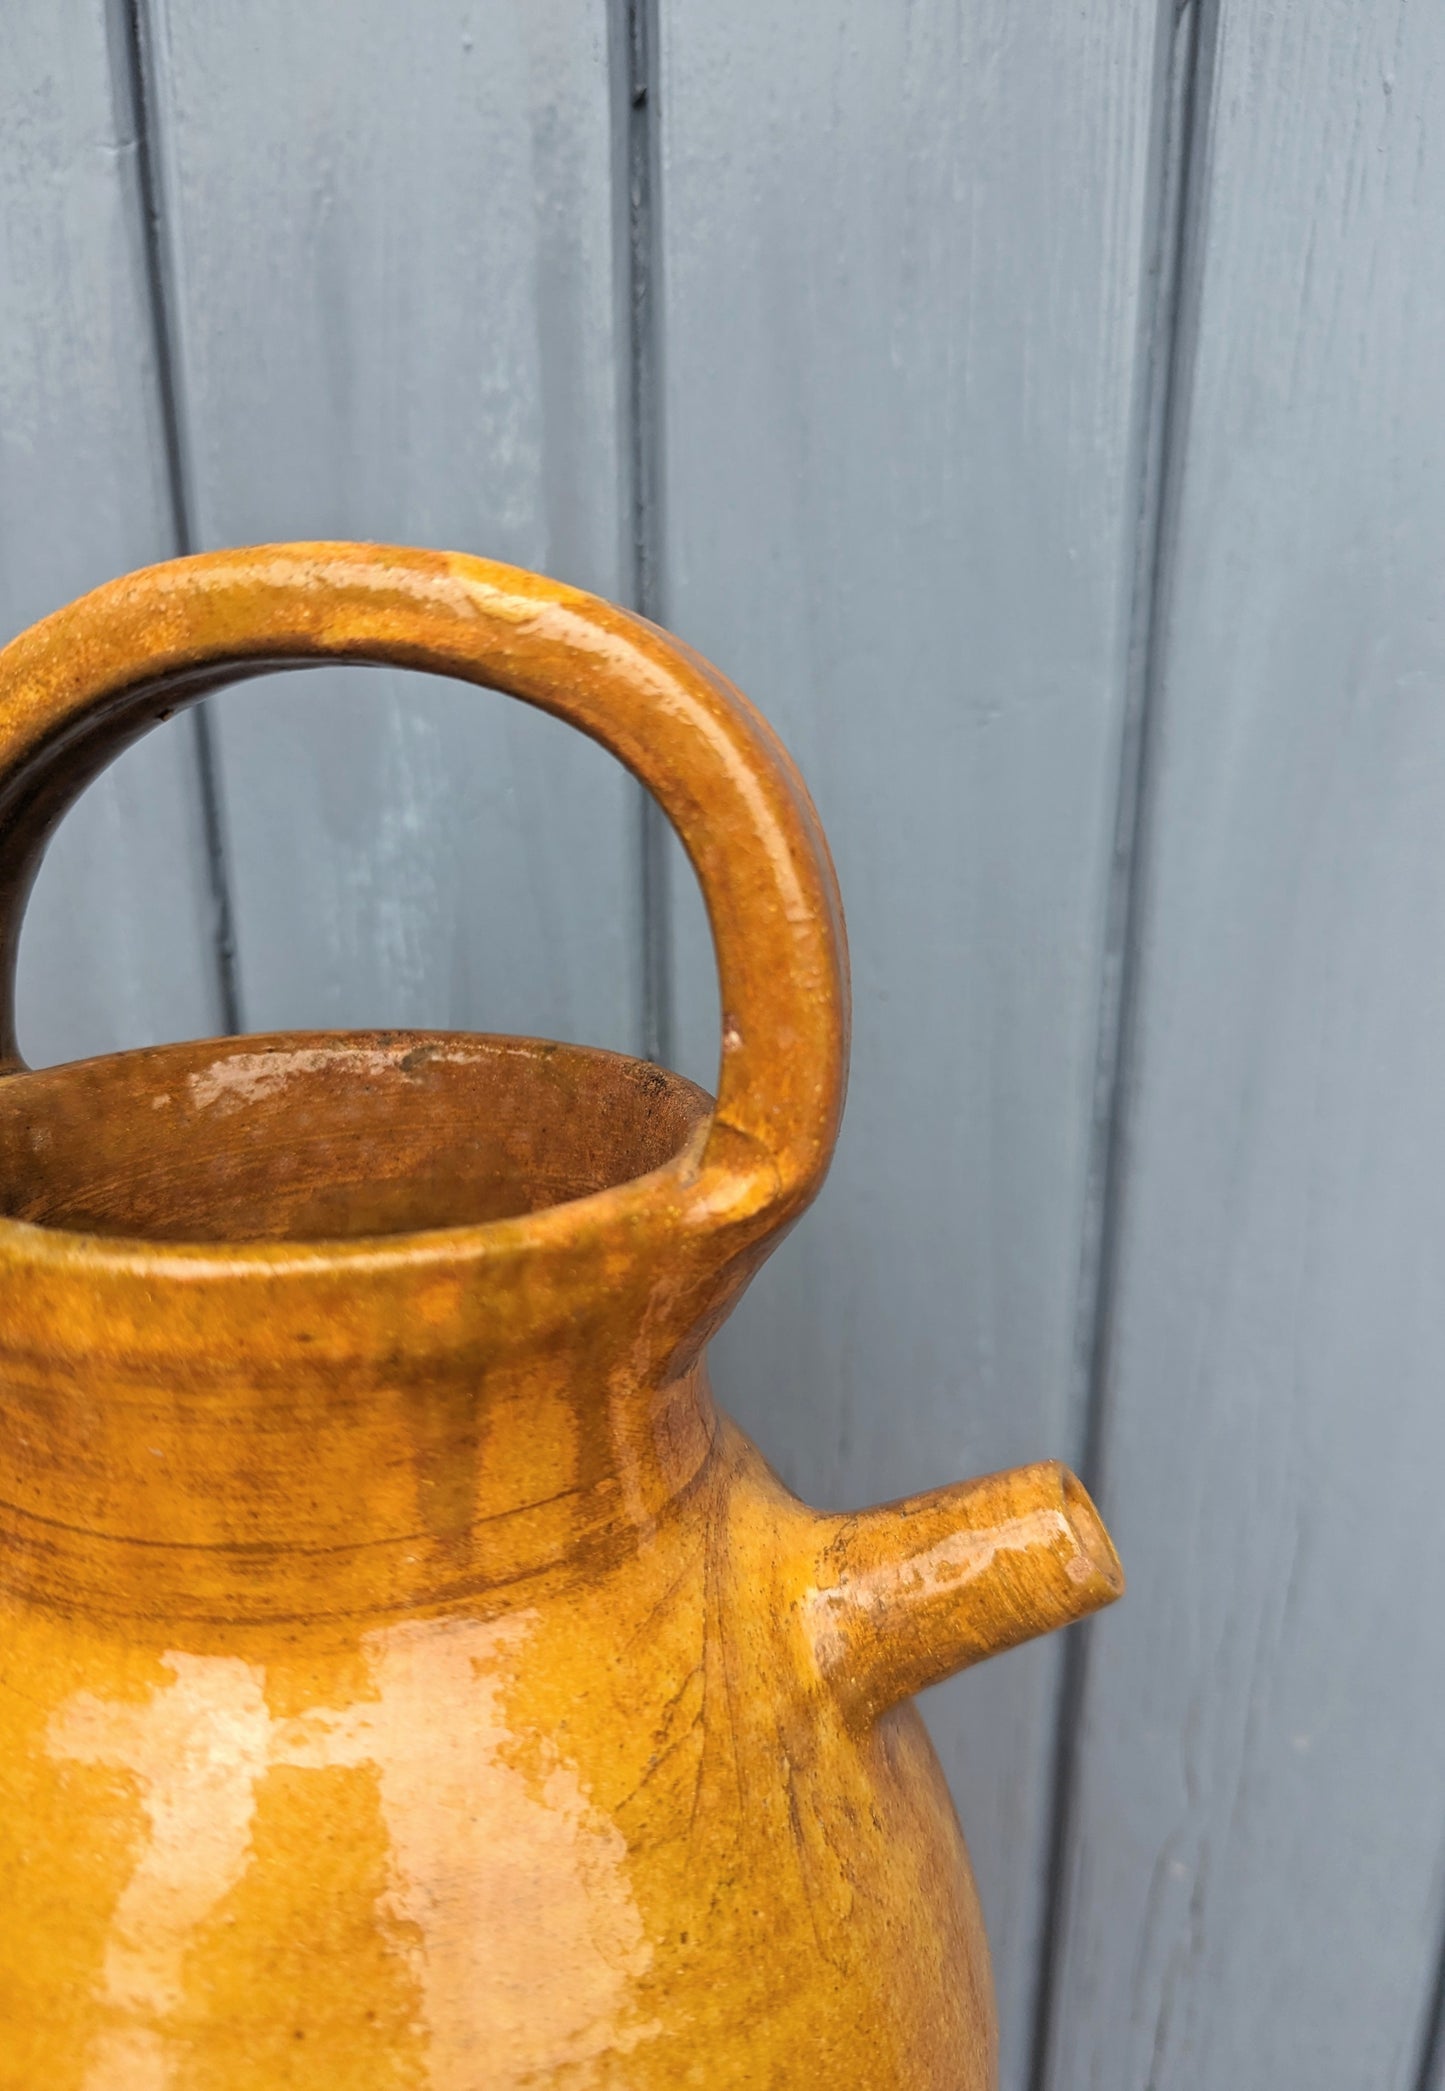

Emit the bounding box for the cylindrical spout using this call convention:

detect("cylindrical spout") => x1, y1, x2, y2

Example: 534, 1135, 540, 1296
804, 1461, 1123, 1726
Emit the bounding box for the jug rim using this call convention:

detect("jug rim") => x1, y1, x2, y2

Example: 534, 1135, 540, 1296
0, 1024, 734, 1277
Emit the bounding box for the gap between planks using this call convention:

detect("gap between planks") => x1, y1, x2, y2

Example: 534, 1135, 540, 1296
109, 0, 243, 1036
612, 0, 672, 1069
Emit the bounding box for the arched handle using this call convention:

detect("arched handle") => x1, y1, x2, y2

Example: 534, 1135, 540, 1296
0, 544, 848, 1211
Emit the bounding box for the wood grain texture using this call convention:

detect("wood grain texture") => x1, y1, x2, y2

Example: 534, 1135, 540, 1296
1045, 4, 1445, 2086
654, 3, 1166, 2077
142, 0, 638, 1051
1, 0, 220, 1068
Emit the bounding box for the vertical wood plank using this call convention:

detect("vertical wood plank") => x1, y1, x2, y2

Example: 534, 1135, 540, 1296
144, 0, 638, 1051
2, 0, 220, 1067
655, 4, 1166, 2077
1046, 4, 1445, 2085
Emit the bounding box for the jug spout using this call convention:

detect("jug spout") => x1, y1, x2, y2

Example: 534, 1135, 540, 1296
805, 1461, 1123, 1726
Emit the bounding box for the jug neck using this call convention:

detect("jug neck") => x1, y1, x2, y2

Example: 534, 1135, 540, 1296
0, 1325, 718, 1629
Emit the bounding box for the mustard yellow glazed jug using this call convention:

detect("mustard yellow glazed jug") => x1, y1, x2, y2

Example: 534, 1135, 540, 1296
0, 545, 1122, 2089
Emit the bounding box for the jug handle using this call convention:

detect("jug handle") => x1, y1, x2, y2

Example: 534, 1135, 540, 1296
0, 545, 847, 1224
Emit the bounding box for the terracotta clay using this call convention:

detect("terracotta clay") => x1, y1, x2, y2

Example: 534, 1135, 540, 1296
0, 545, 1122, 2088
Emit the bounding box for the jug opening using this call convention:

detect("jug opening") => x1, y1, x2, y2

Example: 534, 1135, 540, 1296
0, 1030, 711, 1245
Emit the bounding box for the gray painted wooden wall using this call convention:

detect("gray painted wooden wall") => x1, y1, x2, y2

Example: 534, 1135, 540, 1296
4, 1, 1443, 2083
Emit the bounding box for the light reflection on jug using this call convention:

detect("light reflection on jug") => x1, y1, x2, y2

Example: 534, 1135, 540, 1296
48, 1618, 658, 2088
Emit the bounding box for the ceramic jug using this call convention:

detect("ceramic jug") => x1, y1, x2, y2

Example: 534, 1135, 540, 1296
0, 544, 1122, 2089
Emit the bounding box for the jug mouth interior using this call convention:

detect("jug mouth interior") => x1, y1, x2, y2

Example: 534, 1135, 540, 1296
0, 1030, 713, 1247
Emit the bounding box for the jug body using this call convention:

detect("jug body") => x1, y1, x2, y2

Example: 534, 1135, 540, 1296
0, 548, 1121, 2087
0, 1379, 994, 2089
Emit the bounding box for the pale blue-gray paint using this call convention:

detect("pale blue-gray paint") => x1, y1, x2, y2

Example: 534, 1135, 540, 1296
141, 0, 639, 1052
1043, 3, 1445, 2087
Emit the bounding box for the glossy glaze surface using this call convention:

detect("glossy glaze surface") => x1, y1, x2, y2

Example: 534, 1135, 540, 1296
0, 547, 1122, 2086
